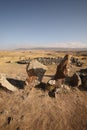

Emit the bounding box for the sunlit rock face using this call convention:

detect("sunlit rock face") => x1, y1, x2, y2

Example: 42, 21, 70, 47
26, 59, 47, 86
54, 54, 71, 79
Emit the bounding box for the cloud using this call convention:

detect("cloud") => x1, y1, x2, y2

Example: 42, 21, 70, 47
6, 41, 87, 50
44, 42, 87, 48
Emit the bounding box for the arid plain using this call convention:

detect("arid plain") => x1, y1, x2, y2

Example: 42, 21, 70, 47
0, 50, 87, 130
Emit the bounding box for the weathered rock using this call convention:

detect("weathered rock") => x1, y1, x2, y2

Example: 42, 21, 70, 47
48, 79, 56, 86
54, 54, 71, 79
63, 85, 71, 91
76, 61, 83, 67
47, 54, 71, 91
48, 79, 65, 88
0, 74, 18, 91
80, 75, 87, 87
79, 68, 87, 75
70, 73, 82, 87
26, 59, 47, 86
71, 57, 78, 64
71, 57, 83, 67
47, 78, 65, 96
16, 59, 30, 64
77, 68, 87, 87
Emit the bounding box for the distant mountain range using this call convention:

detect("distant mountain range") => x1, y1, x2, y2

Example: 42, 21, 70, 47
14, 47, 87, 51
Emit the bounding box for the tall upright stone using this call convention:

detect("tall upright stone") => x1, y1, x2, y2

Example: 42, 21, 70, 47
54, 54, 71, 79
48, 54, 71, 88
26, 59, 47, 86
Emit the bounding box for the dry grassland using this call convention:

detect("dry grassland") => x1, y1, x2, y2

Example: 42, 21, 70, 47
0, 50, 87, 130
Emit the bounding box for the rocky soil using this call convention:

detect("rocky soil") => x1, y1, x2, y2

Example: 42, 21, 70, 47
0, 51, 87, 130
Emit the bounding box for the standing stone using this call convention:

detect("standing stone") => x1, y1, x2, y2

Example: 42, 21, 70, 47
54, 54, 71, 79
47, 54, 71, 91
26, 59, 47, 86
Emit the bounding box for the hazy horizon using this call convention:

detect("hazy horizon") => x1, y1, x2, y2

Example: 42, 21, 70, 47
0, 0, 87, 49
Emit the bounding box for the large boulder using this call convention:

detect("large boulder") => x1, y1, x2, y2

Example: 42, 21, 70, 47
26, 59, 47, 86
81, 75, 87, 87
79, 68, 87, 88
70, 73, 82, 87
0, 74, 17, 91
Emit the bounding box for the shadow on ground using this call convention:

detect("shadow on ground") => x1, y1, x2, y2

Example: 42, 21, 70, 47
35, 82, 47, 91
7, 78, 25, 89
35, 82, 57, 98
44, 75, 54, 78
78, 85, 87, 91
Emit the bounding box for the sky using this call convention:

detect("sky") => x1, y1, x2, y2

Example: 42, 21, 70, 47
0, 0, 87, 49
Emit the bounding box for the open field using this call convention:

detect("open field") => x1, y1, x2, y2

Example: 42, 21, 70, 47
0, 50, 87, 130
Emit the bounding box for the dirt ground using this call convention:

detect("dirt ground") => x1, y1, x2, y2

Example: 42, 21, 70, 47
0, 50, 87, 130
